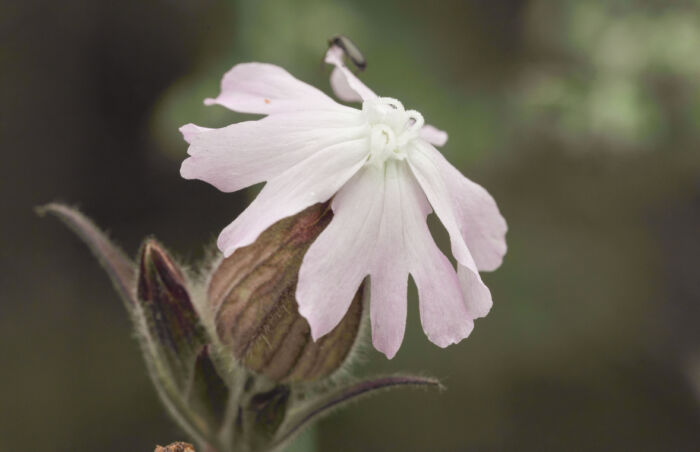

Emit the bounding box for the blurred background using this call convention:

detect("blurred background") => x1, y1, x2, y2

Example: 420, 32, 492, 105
2, 0, 699, 450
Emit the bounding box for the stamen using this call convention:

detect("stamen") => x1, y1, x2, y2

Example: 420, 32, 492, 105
405, 110, 424, 131
379, 97, 404, 112
370, 125, 396, 152
361, 98, 423, 166
368, 125, 398, 167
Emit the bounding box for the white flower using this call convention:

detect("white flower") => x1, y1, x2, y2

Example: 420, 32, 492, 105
180, 45, 507, 358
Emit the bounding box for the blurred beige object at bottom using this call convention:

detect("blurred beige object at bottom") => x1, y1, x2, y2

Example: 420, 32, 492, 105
155, 442, 195, 452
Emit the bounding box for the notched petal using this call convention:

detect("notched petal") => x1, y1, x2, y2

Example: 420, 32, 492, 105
330, 67, 363, 103
205, 62, 339, 115
216, 138, 368, 257
325, 46, 377, 102
180, 110, 367, 194
458, 264, 493, 320
413, 142, 508, 272
179, 123, 212, 145
419, 124, 448, 147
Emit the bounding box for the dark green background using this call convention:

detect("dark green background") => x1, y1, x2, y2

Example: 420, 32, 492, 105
2, 0, 699, 450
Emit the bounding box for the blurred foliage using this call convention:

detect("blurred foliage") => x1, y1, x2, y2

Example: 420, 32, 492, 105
516, 0, 700, 151
2, 0, 699, 451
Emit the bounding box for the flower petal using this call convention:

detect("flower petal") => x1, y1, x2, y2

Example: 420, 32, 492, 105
419, 124, 448, 147
205, 63, 340, 114
367, 164, 410, 358
410, 141, 507, 271
406, 141, 495, 335
180, 124, 212, 144
413, 248, 475, 348
393, 163, 476, 348
406, 142, 474, 267
329, 67, 363, 103
296, 166, 387, 343
442, 161, 507, 272
297, 164, 412, 358
180, 109, 367, 192
457, 264, 493, 319
369, 268, 408, 359
217, 138, 369, 257
325, 46, 377, 102
297, 161, 478, 356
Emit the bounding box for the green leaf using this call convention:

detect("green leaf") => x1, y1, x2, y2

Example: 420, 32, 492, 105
272, 375, 443, 448
40, 203, 216, 447
37, 202, 136, 311
187, 345, 229, 431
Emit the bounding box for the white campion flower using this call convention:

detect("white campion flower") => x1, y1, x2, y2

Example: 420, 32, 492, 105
180, 45, 507, 359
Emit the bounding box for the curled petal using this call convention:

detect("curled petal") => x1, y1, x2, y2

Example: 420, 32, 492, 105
406, 142, 495, 339
325, 46, 377, 102
330, 67, 363, 103
217, 138, 369, 257
180, 109, 367, 192
406, 142, 474, 267
419, 124, 448, 147
205, 62, 340, 114
438, 158, 507, 271
411, 142, 507, 271
407, 141, 506, 272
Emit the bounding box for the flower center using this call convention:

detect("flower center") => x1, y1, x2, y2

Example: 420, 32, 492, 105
362, 97, 424, 167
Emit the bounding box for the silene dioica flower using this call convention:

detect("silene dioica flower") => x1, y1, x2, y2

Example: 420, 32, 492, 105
43, 39, 507, 451
181, 44, 508, 359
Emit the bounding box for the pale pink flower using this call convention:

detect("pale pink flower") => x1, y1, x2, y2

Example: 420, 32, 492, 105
180, 46, 507, 358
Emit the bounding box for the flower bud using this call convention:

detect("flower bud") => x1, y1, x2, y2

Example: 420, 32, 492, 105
138, 239, 206, 386
208, 203, 364, 383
